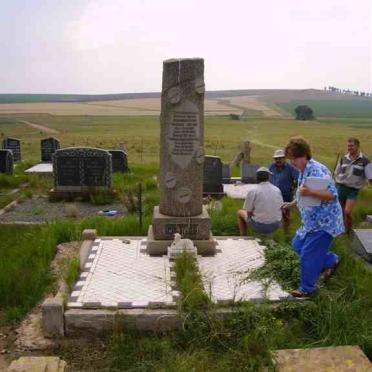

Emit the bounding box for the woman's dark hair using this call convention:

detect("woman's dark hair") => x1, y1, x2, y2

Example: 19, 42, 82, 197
285, 136, 312, 160
256, 171, 269, 183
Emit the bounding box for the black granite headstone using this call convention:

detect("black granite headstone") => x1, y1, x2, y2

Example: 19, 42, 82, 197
241, 163, 259, 183
203, 155, 223, 194
108, 150, 128, 172
3, 137, 21, 162
53, 147, 112, 192
0, 149, 14, 175
222, 164, 231, 184
41, 137, 60, 162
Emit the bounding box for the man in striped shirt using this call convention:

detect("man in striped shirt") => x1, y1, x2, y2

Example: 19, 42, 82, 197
334, 138, 372, 234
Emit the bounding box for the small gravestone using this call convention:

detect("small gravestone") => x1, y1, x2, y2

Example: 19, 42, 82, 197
53, 147, 111, 193
0, 149, 14, 174
241, 163, 259, 183
3, 137, 21, 162
203, 155, 223, 194
352, 229, 372, 263
222, 163, 231, 183
118, 142, 127, 152
108, 150, 128, 172
41, 137, 60, 162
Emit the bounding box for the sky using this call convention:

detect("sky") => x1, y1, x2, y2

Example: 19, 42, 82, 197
0, 0, 371, 94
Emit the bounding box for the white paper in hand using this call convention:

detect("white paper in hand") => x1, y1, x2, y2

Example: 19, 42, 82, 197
298, 177, 329, 207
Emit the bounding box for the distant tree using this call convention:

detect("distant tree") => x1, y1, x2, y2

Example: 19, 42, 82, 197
229, 113, 240, 120
295, 105, 315, 120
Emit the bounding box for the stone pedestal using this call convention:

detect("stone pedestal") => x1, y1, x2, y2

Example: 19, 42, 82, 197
148, 58, 215, 256
147, 225, 216, 256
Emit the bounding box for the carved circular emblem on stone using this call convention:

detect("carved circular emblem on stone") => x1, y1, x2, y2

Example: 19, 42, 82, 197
168, 86, 181, 104
165, 172, 176, 189
196, 147, 205, 164
175, 187, 192, 204
194, 79, 205, 94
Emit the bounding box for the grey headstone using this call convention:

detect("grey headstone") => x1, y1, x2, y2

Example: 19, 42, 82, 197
203, 155, 223, 194
108, 150, 128, 172
41, 137, 60, 162
0, 149, 14, 174
53, 147, 112, 192
149, 58, 215, 253
241, 163, 259, 183
222, 163, 231, 183
352, 229, 372, 263
159, 58, 205, 217
3, 137, 21, 162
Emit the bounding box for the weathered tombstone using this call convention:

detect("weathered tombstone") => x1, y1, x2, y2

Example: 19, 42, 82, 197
241, 163, 259, 183
3, 137, 21, 162
41, 137, 60, 162
147, 58, 215, 255
230, 140, 251, 166
352, 229, 372, 263
108, 150, 128, 173
203, 155, 223, 194
118, 142, 127, 152
0, 149, 14, 174
52, 147, 111, 193
222, 163, 231, 183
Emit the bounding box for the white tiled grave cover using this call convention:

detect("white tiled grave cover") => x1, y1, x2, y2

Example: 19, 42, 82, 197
68, 238, 174, 308
68, 237, 289, 309
198, 239, 288, 303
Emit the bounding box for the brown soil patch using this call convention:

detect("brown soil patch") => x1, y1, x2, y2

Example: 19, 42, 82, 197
17, 119, 59, 134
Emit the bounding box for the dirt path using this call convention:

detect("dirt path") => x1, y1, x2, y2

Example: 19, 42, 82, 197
17, 120, 59, 134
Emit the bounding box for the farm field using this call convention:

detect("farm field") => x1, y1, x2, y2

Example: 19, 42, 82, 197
0, 109, 371, 370
0, 114, 371, 166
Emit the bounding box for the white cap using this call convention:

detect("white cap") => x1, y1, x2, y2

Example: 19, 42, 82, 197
256, 166, 273, 175
273, 149, 285, 158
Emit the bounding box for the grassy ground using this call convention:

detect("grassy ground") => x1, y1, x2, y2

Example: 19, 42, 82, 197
0, 114, 371, 165
0, 114, 372, 370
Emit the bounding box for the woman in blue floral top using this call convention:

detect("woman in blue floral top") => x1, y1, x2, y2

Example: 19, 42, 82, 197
283, 137, 344, 297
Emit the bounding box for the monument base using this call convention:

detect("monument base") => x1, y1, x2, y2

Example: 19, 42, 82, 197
151, 205, 211, 241
147, 225, 217, 256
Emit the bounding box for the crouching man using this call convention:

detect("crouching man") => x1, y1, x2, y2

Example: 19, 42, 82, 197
237, 167, 283, 236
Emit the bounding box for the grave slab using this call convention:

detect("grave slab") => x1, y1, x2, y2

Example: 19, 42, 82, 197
223, 183, 256, 199
352, 229, 372, 263
67, 238, 175, 309
7, 356, 66, 371
198, 238, 289, 303
67, 237, 289, 311
273, 345, 372, 372
25, 163, 53, 174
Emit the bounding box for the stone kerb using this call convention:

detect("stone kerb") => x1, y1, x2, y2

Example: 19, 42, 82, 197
53, 147, 112, 193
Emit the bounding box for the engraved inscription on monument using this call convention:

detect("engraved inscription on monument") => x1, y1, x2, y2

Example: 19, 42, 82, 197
167, 101, 199, 169
164, 224, 199, 239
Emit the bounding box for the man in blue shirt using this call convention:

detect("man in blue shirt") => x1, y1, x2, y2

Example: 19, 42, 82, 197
269, 149, 299, 233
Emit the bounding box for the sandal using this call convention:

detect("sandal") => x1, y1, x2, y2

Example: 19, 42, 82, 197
324, 260, 340, 283
290, 289, 310, 298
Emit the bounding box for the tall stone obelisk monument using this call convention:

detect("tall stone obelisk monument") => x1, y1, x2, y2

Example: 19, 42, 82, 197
147, 58, 215, 255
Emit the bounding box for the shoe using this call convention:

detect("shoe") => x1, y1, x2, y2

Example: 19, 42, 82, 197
324, 260, 340, 283
290, 289, 310, 298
